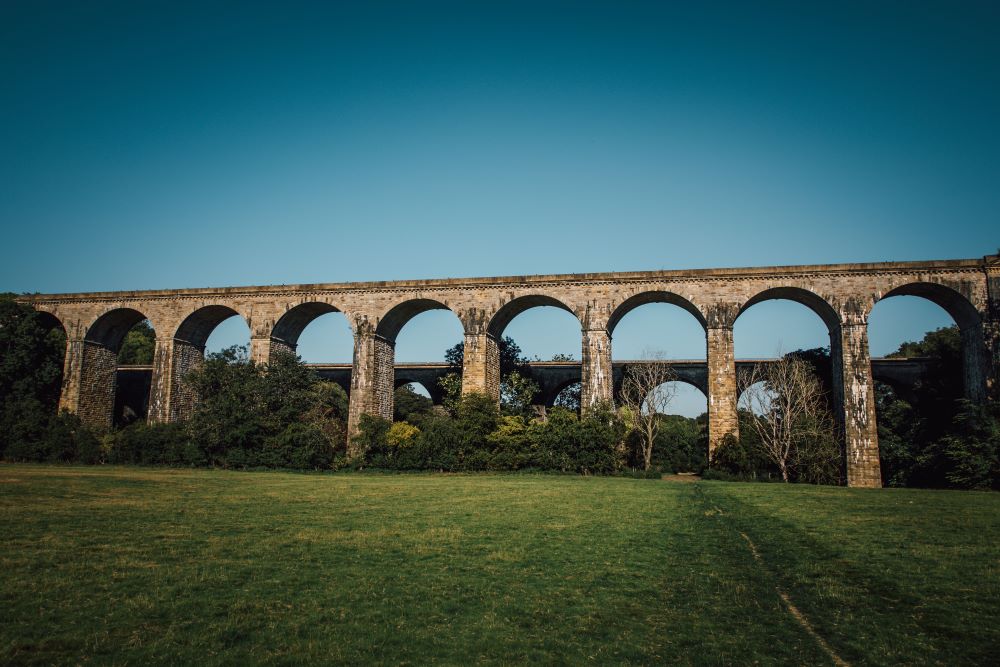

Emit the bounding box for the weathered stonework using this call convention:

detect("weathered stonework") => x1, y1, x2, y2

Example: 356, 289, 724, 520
580, 329, 613, 409
22, 253, 1000, 487
706, 327, 738, 459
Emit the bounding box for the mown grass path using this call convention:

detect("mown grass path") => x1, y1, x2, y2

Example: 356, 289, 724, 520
1, 466, 997, 665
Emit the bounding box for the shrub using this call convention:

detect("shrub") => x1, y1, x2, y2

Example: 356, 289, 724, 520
263, 421, 335, 470
105, 422, 200, 466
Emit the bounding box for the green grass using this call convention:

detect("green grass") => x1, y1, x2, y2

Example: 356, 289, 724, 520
1, 466, 997, 665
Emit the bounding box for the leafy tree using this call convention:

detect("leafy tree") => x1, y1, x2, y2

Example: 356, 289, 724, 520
876, 325, 964, 487
501, 370, 540, 418
553, 382, 582, 412
0, 294, 67, 458
445, 336, 531, 378
442, 336, 540, 414
652, 414, 707, 473
117, 320, 156, 364
394, 384, 434, 422
184, 347, 347, 468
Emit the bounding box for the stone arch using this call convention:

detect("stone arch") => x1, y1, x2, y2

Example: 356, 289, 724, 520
152, 305, 251, 423
612, 369, 708, 404
32, 307, 67, 336
376, 298, 459, 342
70, 307, 157, 427
875, 282, 981, 330
871, 282, 986, 401
393, 378, 444, 405
486, 294, 578, 339
270, 301, 351, 360
173, 305, 247, 349
735, 286, 840, 332
86, 307, 151, 351
361, 298, 463, 421
544, 378, 583, 409
607, 291, 707, 335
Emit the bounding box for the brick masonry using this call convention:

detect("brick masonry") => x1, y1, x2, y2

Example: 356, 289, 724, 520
24, 254, 1000, 488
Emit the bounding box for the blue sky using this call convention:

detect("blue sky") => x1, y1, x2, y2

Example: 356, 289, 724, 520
2, 1, 997, 414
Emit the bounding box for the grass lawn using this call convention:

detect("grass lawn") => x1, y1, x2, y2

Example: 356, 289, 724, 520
1, 466, 997, 665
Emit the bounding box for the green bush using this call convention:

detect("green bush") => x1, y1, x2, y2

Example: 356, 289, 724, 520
105, 422, 201, 466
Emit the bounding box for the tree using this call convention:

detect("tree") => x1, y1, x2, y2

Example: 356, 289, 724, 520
553, 382, 581, 412
441, 336, 540, 415
876, 325, 964, 487
117, 320, 156, 364
618, 353, 678, 470
444, 336, 533, 378
0, 295, 67, 458
739, 354, 840, 483
184, 347, 347, 468
394, 384, 434, 422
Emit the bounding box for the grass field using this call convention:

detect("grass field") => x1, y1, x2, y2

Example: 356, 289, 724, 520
1, 466, 997, 665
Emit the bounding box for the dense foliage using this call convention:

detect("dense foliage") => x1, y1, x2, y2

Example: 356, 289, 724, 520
356, 398, 629, 474
0, 294, 70, 461
117, 320, 156, 364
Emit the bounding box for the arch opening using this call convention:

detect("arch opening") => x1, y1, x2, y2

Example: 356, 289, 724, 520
174, 306, 250, 354
491, 299, 581, 413
608, 291, 706, 336
272, 302, 352, 361
486, 295, 577, 340
734, 298, 832, 360
24, 308, 67, 419
868, 292, 971, 487
611, 302, 707, 419
381, 300, 464, 421
81, 308, 156, 428
113, 318, 157, 426
635, 380, 709, 473
549, 380, 582, 413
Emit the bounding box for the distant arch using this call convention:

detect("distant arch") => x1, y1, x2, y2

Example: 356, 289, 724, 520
607, 291, 706, 335
545, 378, 583, 409
394, 378, 445, 405
487, 295, 577, 339
612, 365, 708, 403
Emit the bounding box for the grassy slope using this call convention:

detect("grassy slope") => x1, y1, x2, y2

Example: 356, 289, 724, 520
0, 466, 996, 665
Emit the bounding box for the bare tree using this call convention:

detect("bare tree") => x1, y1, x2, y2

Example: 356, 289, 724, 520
619, 351, 678, 470
740, 354, 839, 483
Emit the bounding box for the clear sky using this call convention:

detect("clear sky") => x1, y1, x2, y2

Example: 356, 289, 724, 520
3, 1, 997, 415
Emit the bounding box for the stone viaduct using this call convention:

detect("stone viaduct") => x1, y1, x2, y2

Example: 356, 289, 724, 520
21, 254, 1000, 488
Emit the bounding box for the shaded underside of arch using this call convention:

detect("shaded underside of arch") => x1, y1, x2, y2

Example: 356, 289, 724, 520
33, 309, 66, 334
85, 308, 150, 351
545, 379, 582, 408
174, 305, 242, 348
272, 302, 343, 347
607, 291, 707, 335
487, 294, 577, 339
